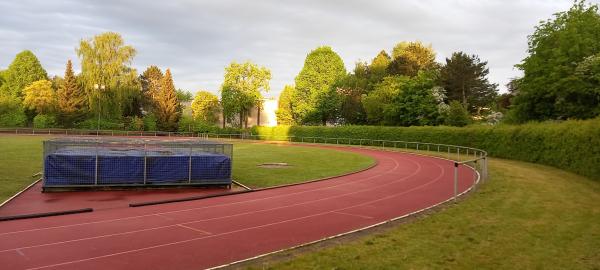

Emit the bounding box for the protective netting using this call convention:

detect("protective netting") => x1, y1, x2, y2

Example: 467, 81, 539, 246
43, 137, 232, 189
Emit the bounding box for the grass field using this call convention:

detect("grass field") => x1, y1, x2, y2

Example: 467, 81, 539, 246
0, 135, 374, 202
247, 156, 600, 269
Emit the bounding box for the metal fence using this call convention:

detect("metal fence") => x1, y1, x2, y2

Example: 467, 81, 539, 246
3, 128, 487, 199
202, 133, 488, 201
42, 137, 232, 191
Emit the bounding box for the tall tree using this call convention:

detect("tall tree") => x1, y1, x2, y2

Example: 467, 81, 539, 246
293, 46, 346, 124
440, 52, 498, 113
512, 1, 600, 122
276, 85, 296, 125
191, 90, 220, 124
77, 32, 139, 119
362, 76, 405, 124
0, 50, 47, 98
22, 80, 56, 115
140, 66, 163, 112
155, 69, 180, 131
220, 61, 271, 128
56, 60, 87, 126
370, 50, 391, 80
388, 41, 437, 77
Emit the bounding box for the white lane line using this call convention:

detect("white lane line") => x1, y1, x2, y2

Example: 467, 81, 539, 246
177, 224, 212, 235
0, 149, 403, 236
25, 157, 448, 270
332, 211, 373, 219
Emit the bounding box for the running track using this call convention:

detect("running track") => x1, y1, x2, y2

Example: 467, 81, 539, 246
0, 145, 477, 270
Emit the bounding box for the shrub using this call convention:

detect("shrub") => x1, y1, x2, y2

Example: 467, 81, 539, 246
0, 95, 27, 127
254, 118, 600, 180
445, 101, 471, 127
75, 118, 123, 130
143, 113, 158, 131
32, 114, 56, 128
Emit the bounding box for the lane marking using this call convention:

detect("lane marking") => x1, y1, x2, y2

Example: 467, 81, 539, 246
176, 224, 212, 235
332, 211, 373, 219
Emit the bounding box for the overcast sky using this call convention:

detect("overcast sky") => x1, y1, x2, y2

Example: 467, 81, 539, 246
1, 0, 596, 97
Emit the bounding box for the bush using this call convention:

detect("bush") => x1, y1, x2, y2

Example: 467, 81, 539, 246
75, 118, 123, 130
0, 95, 27, 127
254, 118, 600, 180
143, 114, 158, 131
125, 116, 144, 131
445, 101, 471, 127
33, 114, 57, 128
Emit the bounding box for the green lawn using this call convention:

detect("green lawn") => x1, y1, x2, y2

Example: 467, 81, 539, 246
0, 136, 374, 201
247, 156, 600, 269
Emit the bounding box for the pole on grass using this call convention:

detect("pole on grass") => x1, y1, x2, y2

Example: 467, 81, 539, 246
454, 162, 459, 202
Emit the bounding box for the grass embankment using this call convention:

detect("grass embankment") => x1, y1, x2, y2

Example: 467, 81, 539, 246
247, 156, 600, 269
0, 136, 374, 202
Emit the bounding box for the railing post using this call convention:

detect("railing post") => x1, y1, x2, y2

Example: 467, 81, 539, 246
454, 162, 459, 202
188, 144, 192, 183
457, 147, 460, 161
144, 143, 147, 185
95, 141, 99, 186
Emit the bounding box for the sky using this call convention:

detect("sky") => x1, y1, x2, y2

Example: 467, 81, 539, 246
1, 0, 596, 98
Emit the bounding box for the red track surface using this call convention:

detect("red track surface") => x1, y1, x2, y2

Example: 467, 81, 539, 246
0, 145, 477, 270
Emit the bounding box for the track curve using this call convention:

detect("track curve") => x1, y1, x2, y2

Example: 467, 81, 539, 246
0, 145, 477, 270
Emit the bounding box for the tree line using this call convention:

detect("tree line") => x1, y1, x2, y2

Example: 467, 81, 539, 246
1, 1, 598, 130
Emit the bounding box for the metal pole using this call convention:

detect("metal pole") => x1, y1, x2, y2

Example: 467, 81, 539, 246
143, 144, 147, 185
454, 162, 458, 202
457, 147, 460, 160
95, 142, 99, 185
188, 144, 192, 183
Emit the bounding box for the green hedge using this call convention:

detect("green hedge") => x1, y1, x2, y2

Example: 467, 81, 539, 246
253, 118, 600, 180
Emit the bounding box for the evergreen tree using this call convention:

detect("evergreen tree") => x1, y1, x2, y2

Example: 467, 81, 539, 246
155, 69, 180, 131
140, 66, 164, 112
293, 46, 346, 124
57, 60, 87, 126
0, 50, 48, 98
440, 52, 498, 113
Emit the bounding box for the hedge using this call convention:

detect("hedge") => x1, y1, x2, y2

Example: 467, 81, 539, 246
253, 118, 600, 180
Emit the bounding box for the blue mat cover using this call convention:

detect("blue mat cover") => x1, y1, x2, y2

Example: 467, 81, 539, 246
44, 148, 231, 186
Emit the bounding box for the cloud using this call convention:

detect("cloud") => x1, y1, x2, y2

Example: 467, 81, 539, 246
0, 0, 594, 97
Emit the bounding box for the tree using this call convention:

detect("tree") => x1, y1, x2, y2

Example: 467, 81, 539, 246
390, 71, 442, 126
0, 95, 27, 127
276, 85, 296, 125
140, 66, 164, 112
176, 89, 193, 103
512, 1, 600, 122
0, 50, 47, 98
370, 50, 391, 80
154, 69, 180, 131
362, 76, 406, 124
293, 46, 346, 124
440, 52, 498, 113
77, 32, 139, 119
220, 61, 271, 128
56, 60, 87, 126
191, 91, 220, 124
445, 100, 471, 127
388, 41, 437, 77
22, 80, 56, 115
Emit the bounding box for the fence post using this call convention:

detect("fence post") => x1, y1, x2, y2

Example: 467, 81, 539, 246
95, 141, 99, 186
447, 146, 450, 160
454, 162, 459, 202
457, 147, 460, 160
144, 143, 147, 185
188, 144, 192, 183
